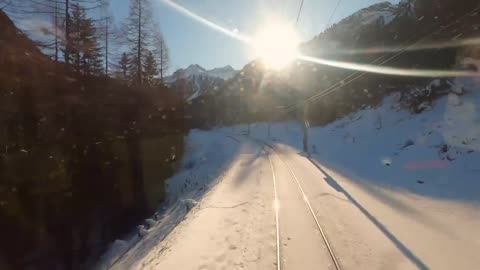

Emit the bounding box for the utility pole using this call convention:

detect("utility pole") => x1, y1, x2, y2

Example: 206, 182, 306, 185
302, 102, 310, 155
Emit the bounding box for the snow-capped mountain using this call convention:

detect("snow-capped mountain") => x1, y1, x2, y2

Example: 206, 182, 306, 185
167, 64, 238, 102
205, 65, 238, 80
300, 1, 401, 55
349, 1, 397, 26
398, 0, 415, 17
166, 64, 238, 84
332, 1, 397, 31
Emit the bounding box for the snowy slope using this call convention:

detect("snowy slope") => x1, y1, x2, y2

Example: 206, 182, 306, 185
237, 77, 480, 269
96, 77, 480, 270
166, 64, 238, 83
337, 1, 397, 27
166, 64, 206, 83
166, 64, 238, 102
248, 77, 480, 201
205, 65, 238, 80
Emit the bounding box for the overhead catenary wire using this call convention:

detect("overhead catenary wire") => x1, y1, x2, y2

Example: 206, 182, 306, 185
325, 0, 342, 29
296, 0, 342, 28
283, 5, 480, 114
295, 0, 304, 26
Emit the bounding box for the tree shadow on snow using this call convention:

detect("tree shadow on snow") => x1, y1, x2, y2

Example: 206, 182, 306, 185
306, 157, 429, 270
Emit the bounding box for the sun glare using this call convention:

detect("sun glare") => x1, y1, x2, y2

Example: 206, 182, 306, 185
253, 21, 300, 70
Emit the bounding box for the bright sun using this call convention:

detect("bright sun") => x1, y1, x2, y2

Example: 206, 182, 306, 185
252, 21, 300, 70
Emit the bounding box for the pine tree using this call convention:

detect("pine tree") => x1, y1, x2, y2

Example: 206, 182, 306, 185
81, 18, 103, 75
126, 0, 154, 86
4, 0, 109, 67
98, 0, 114, 76
69, 3, 103, 75
64, 0, 71, 67
117, 52, 130, 81
143, 50, 158, 87
70, 3, 84, 73
154, 29, 169, 83
100, 15, 116, 76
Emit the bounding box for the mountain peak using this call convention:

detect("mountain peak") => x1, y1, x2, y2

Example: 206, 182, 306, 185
185, 64, 206, 73
166, 64, 238, 85
327, 0, 396, 31
206, 65, 238, 80
220, 65, 234, 70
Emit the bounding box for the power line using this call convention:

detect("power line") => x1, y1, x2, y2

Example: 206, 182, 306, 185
325, 0, 342, 29
295, 0, 304, 25
296, 0, 342, 27
284, 5, 480, 114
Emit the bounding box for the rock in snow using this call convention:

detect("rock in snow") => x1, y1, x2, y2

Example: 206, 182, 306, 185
182, 199, 198, 212
137, 225, 149, 237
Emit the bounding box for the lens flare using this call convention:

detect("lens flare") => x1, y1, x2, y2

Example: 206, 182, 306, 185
334, 37, 480, 56
298, 55, 480, 78
162, 0, 251, 44
161, 0, 480, 78
252, 21, 300, 69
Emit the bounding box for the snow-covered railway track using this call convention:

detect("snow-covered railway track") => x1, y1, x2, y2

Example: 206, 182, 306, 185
267, 153, 281, 270
265, 142, 342, 270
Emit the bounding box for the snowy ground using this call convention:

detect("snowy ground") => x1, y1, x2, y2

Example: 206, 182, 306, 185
246, 78, 480, 203
108, 139, 279, 270
96, 130, 241, 269
238, 79, 480, 269
98, 78, 480, 270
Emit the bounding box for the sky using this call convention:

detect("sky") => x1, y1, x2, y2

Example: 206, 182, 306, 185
111, 0, 400, 73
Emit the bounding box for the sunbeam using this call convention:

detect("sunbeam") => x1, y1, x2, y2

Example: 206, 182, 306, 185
161, 0, 480, 78
298, 54, 480, 78
161, 0, 252, 44
333, 37, 480, 56
253, 20, 300, 69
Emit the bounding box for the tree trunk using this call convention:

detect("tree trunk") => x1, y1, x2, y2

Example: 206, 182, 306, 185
137, 0, 142, 86
105, 19, 108, 76
159, 45, 163, 82
127, 135, 147, 214
54, 0, 58, 62
64, 0, 70, 67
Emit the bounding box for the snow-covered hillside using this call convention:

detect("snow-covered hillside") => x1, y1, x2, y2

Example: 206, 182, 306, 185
247, 77, 480, 201
166, 64, 238, 83
166, 64, 207, 83
318, 0, 398, 39
96, 78, 480, 270
166, 64, 238, 101
206, 65, 238, 80
342, 1, 397, 26
233, 78, 480, 270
